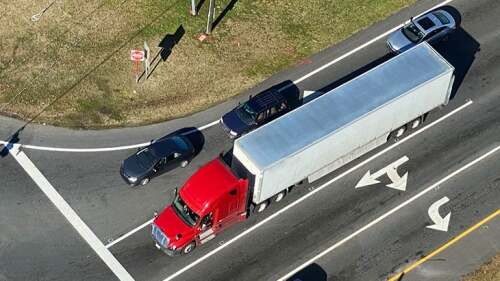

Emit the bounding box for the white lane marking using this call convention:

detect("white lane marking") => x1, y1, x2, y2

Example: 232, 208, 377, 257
159, 100, 472, 281
106, 218, 154, 248
0, 120, 221, 152
8, 144, 135, 281
426, 196, 451, 232
278, 146, 500, 281
302, 90, 318, 98
1, 0, 453, 153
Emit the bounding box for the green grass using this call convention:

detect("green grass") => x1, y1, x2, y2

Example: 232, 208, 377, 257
0, 0, 416, 128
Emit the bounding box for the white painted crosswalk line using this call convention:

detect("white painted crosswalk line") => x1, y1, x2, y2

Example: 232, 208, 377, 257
8, 144, 135, 281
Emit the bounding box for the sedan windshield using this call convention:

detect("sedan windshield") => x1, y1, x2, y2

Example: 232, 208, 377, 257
172, 194, 199, 227
402, 23, 424, 43
136, 148, 156, 168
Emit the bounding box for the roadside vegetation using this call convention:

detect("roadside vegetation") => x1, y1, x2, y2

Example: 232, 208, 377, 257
462, 254, 500, 281
0, 0, 415, 128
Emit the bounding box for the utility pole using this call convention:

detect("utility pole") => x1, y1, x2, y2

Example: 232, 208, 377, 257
206, 0, 215, 34
190, 0, 197, 16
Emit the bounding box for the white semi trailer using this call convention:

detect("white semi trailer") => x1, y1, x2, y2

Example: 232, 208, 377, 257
233, 42, 455, 207
151, 43, 456, 255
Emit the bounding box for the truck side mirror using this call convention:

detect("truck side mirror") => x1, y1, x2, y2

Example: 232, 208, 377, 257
153, 210, 158, 217
173, 187, 178, 197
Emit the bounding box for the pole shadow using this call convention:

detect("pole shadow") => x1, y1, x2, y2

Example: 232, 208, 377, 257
139, 25, 185, 81
212, 0, 239, 31
195, 0, 207, 14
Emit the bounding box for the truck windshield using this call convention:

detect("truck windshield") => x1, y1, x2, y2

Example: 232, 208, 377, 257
172, 194, 199, 227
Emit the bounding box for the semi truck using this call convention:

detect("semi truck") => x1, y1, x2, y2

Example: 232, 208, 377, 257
151, 42, 455, 255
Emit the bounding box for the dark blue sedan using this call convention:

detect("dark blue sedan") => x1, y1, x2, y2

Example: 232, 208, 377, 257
120, 135, 195, 186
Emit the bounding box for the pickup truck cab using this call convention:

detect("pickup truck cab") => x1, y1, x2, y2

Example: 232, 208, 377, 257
151, 158, 249, 255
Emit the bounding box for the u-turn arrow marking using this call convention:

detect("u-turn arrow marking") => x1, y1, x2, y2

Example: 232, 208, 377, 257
426, 196, 451, 232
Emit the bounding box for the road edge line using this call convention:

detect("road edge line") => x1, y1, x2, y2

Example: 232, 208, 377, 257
387, 209, 500, 281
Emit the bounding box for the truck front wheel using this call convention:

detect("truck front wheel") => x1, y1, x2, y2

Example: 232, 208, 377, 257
182, 241, 196, 255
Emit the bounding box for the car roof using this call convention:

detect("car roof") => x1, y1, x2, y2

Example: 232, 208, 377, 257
414, 11, 450, 35
148, 137, 185, 157
246, 90, 286, 112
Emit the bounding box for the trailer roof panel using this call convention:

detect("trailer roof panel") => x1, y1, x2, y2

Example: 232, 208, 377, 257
235, 43, 453, 171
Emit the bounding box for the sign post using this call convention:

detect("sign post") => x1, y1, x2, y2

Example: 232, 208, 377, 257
206, 0, 215, 34
130, 49, 145, 83
190, 0, 197, 16
143, 41, 151, 79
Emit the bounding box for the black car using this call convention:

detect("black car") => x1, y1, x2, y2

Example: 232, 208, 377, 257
220, 90, 290, 138
120, 135, 195, 186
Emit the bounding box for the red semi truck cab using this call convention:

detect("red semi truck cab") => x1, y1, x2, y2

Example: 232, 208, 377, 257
152, 157, 249, 255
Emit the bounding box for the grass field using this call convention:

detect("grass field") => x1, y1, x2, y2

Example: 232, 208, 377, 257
0, 0, 416, 128
462, 254, 500, 281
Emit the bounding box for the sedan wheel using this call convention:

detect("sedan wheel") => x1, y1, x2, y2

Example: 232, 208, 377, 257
140, 178, 150, 186
180, 160, 189, 168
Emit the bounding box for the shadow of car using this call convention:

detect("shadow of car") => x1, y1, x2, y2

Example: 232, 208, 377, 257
120, 135, 195, 187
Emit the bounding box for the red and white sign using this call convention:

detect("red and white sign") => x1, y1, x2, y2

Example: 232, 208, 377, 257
130, 49, 145, 62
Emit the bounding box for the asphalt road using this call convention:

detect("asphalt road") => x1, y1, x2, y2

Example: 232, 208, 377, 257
1, 0, 499, 280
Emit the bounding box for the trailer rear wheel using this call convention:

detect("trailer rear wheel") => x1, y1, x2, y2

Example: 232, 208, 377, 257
395, 125, 406, 137
411, 117, 422, 129
273, 190, 287, 202
255, 201, 269, 213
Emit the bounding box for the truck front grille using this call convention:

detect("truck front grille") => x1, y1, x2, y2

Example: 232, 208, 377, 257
152, 223, 169, 247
